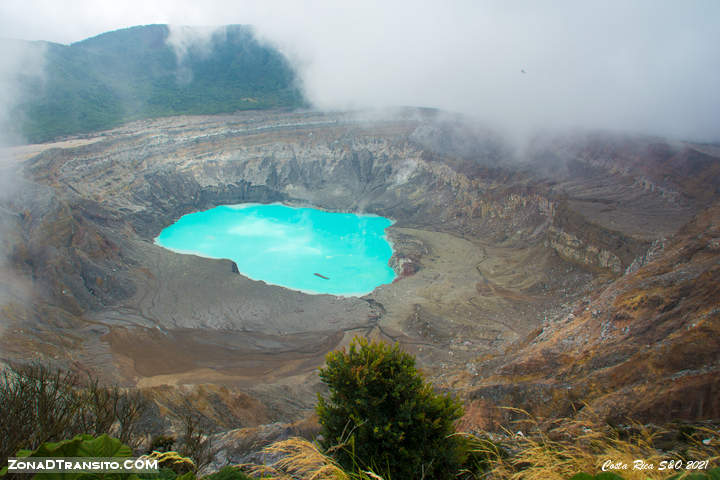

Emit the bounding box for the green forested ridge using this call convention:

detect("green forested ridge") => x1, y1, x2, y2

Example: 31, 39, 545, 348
9, 24, 304, 143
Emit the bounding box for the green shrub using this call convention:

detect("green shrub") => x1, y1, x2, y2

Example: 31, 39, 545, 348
316, 337, 465, 480
139, 468, 182, 480
0, 434, 133, 479
0, 434, 203, 480
203, 466, 253, 480
666, 468, 720, 480
147, 435, 176, 454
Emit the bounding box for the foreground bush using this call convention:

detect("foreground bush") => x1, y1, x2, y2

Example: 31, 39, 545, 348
316, 337, 465, 479
203, 466, 252, 480
0, 363, 147, 467
0, 433, 214, 480
0, 434, 135, 479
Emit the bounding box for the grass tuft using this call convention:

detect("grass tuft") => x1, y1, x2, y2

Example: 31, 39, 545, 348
235, 409, 719, 480
482, 408, 719, 480
240, 437, 388, 480
241, 437, 350, 480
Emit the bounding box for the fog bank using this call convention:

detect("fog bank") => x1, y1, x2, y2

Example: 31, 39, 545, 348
1, 0, 719, 141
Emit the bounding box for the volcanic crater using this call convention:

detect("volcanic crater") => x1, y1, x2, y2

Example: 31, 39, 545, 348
1, 108, 719, 432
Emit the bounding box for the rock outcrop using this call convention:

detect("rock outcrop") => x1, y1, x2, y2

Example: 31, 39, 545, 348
466, 201, 720, 426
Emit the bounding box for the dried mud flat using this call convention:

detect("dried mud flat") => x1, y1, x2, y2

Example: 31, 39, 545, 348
107, 328, 344, 388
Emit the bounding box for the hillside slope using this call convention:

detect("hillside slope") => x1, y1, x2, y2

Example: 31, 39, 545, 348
9, 24, 304, 143
466, 201, 720, 426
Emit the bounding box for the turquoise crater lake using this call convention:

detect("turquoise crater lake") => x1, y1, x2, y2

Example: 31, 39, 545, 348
154, 204, 397, 296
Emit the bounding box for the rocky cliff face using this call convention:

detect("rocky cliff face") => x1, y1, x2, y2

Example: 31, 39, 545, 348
465, 201, 720, 426
1, 109, 718, 434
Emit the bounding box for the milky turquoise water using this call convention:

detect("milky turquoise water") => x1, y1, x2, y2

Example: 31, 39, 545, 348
154, 204, 397, 296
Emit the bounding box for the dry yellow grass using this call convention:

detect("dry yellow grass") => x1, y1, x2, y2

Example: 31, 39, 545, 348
240, 437, 390, 479
241, 437, 356, 480
236, 411, 718, 480
146, 450, 196, 473
483, 409, 719, 480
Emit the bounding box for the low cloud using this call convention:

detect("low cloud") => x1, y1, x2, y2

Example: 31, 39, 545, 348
0, 39, 45, 145
251, 1, 720, 142
0, 37, 46, 348
166, 24, 227, 83
0, 0, 718, 142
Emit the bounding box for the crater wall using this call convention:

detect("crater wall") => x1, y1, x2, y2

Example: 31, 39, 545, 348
2, 109, 717, 428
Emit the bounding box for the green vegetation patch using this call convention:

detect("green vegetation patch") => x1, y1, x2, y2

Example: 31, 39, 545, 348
316, 337, 466, 480
8, 24, 305, 143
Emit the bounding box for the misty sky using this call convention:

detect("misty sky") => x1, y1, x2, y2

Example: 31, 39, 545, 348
1, 0, 719, 141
